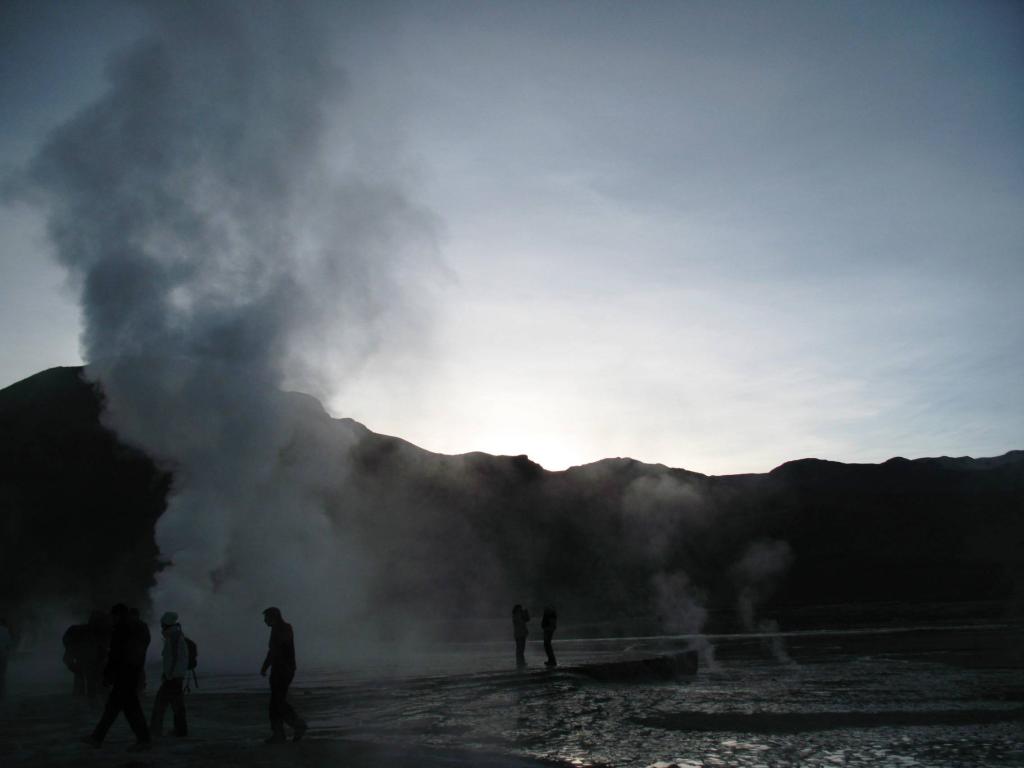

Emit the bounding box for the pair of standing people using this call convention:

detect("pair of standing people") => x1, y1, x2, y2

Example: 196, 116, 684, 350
82, 607, 188, 749
512, 604, 558, 668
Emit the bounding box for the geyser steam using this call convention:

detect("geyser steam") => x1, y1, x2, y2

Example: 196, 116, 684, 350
733, 538, 794, 663
20, 1, 438, 665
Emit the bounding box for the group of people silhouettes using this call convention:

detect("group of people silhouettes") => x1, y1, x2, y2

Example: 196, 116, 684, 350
512, 604, 557, 669
70, 603, 305, 750
49, 601, 555, 749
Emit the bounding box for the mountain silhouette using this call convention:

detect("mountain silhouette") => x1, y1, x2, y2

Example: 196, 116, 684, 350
2, 367, 1022, 632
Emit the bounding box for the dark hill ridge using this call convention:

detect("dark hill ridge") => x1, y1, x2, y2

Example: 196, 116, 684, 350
0, 367, 171, 619
2, 366, 1023, 630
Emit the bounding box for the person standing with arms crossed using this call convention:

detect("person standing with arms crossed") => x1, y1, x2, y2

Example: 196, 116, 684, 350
261, 607, 307, 743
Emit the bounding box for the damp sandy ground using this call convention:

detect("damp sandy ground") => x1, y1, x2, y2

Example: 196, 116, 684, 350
2, 618, 1023, 767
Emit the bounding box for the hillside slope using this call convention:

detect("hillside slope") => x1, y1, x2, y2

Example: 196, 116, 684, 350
1, 367, 1022, 631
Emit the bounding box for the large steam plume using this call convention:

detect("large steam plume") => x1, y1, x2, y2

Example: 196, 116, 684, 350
18, 2, 439, 665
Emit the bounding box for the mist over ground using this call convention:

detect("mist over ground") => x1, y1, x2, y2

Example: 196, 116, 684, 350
2, 367, 1022, 676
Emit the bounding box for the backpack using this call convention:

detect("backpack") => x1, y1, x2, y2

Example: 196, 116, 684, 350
184, 636, 199, 690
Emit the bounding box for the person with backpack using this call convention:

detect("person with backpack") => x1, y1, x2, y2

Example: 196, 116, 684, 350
63, 620, 92, 696
150, 612, 189, 738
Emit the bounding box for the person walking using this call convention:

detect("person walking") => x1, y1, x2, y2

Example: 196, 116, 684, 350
128, 608, 150, 694
512, 604, 530, 669
150, 612, 189, 738
81, 604, 151, 750
541, 606, 558, 667
261, 607, 307, 743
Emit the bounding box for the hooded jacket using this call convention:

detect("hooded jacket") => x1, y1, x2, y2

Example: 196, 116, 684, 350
161, 624, 189, 681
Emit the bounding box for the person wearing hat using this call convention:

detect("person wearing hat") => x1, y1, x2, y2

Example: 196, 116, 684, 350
260, 607, 307, 743
150, 611, 189, 738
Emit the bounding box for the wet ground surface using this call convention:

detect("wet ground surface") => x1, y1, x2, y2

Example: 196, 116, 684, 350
2, 620, 1023, 767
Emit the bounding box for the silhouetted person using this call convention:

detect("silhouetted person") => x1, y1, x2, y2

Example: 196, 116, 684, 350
512, 604, 530, 668
150, 612, 188, 738
541, 606, 558, 667
128, 607, 150, 694
62, 623, 87, 695
0, 618, 13, 699
63, 612, 107, 698
81, 604, 151, 750
261, 607, 307, 743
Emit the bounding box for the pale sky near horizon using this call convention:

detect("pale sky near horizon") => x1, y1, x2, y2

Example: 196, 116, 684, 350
2, 1, 1022, 475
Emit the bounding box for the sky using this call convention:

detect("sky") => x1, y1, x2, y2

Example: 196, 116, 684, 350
1, 0, 1022, 475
